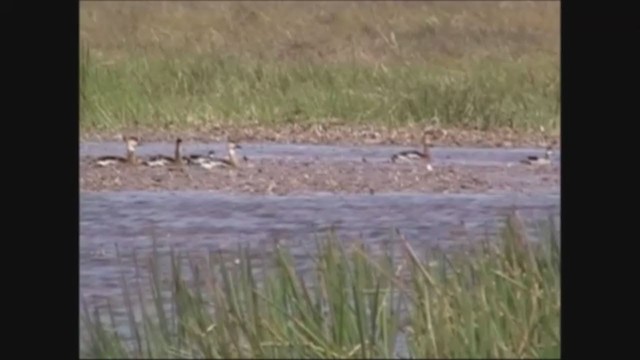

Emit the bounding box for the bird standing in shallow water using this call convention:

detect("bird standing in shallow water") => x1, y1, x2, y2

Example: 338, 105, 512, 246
198, 141, 243, 170
390, 128, 445, 171
94, 136, 140, 166
144, 138, 185, 167
186, 150, 217, 165
520, 145, 553, 166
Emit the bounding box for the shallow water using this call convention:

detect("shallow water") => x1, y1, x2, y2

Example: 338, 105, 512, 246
80, 141, 560, 167
80, 191, 559, 300
79, 189, 559, 354
80, 142, 560, 353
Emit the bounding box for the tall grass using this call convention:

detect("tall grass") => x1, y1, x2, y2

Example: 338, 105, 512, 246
80, 2, 560, 134
80, 51, 559, 132
81, 215, 560, 358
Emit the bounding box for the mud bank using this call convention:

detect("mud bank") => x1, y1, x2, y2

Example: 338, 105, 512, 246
81, 124, 559, 149
80, 157, 559, 194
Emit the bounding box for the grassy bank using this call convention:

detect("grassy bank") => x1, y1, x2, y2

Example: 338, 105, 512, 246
80, 2, 560, 136
81, 215, 560, 358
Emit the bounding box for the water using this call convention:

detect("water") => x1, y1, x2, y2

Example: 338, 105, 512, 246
81, 191, 559, 300
80, 141, 560, 167
79, 143, 560, 354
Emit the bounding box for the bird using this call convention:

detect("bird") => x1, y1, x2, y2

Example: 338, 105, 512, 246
390, 129, 438, 171
186, 150, 217, 165
198, 141, 242, 169
143, 138, 185, 167
520, 145, 553, 166
94, 135, 140, 166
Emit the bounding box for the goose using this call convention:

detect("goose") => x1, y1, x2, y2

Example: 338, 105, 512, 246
199, 142, 242, 169
390, 130, 435, 171
520, 145, 553, 165
94, 136, 140, 166
144, 138, 185, 167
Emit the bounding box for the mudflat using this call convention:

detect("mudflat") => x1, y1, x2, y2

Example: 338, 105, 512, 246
80, 156, 559, 195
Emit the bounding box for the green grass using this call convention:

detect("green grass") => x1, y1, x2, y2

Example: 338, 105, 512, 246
81, 214, 560, 358
80, 2, 560, 134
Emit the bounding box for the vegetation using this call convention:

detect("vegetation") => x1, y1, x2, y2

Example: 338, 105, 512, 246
80, 2, 560, 135
81, 214, 560, 358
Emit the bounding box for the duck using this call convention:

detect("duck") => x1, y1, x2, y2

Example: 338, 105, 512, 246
520, 145, 553, 165
94, 136, 140, 166
186, 150, 217, 165
390, 130, 435, 171
143, 138, 185, 167
199, 141, 242, 170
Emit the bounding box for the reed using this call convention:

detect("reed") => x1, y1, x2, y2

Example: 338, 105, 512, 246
81, 214, 560, 358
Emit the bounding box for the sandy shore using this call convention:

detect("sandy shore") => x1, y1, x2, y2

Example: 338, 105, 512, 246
80, 156, 559, 195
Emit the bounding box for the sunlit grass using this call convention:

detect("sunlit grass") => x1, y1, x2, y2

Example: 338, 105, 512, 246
80, 2, 560, 135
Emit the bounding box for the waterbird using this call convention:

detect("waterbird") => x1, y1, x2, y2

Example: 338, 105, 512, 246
186, 150, 217, 165
94, 136, 140, 166
199, 141, 242, 169
390, 130, 436, 171
520, 145, 553, 166
144, 138, 185, 167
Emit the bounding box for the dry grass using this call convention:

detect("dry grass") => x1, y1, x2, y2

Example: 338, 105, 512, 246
81, 2, 559, 64
80, 1, 560, 136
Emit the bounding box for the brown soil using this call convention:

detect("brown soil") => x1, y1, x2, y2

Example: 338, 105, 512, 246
81, 124, 560, 149
80, 157, 559, 195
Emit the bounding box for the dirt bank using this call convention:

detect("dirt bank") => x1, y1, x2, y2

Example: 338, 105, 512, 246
81, 124, 559, 149
80, 157, 559, 195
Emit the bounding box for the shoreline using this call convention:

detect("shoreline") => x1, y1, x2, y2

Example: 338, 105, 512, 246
80, 158, 560, 194
80, 124, 560, 149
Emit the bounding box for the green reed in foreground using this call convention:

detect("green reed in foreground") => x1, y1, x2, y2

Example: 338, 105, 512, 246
80, 2, 559, 133
81, 215, 560, 358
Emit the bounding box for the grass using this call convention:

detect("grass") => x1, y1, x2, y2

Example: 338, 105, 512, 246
80, 2, 560, 135
80, 214, 560, 358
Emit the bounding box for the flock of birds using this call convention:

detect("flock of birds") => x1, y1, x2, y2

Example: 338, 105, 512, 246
94, 137, 246, 170
90, 127, 554, 171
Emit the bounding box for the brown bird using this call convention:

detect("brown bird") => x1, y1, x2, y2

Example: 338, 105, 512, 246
94, 135, 140, 166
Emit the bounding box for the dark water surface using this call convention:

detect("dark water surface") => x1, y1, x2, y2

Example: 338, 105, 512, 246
81, 191, 559, 301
